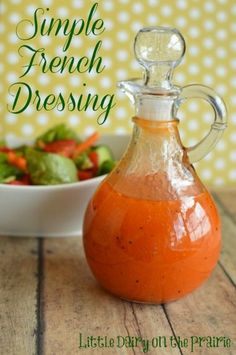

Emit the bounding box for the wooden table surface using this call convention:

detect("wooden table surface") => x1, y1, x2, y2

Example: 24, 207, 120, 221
0, 190, 235, 355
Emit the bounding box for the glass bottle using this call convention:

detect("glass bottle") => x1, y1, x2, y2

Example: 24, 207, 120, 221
83, 27, 227, 303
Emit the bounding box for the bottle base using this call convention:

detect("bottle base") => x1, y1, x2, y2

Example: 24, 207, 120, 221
98, 279, 208, 305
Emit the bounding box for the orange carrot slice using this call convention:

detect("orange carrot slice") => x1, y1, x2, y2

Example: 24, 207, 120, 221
73, 132, 99, 157
7, 152, 27, 171
16, 156, 27, 171
7, 151, 17, 164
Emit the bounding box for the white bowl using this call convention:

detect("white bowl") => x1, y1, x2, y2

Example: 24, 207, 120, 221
0, 134, 130, 237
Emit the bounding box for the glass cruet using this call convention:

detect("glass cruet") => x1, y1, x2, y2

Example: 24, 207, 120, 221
83, 26, 227, 304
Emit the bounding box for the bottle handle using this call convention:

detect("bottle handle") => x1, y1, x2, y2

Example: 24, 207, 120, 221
178, 84, 227, 163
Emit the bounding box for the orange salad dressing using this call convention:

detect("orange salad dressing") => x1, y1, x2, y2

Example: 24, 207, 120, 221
83, 180, 220, 303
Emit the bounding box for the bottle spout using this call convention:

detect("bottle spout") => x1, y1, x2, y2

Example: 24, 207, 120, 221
117, 80, 138, 104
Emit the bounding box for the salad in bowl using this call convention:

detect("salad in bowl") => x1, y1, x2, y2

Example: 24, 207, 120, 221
0, 126, 129, 237
0, 124, 115, 186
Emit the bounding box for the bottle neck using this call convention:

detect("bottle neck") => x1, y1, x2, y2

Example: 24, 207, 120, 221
108, 117, 204, 199
135, 94, 177, 121
114, 117, 187, 181
131, 117, 184, 162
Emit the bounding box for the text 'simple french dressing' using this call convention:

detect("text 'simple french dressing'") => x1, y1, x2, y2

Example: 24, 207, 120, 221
83, 27, 227, 303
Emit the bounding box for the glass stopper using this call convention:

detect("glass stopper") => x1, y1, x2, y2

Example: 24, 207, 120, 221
134, 26, 186, 89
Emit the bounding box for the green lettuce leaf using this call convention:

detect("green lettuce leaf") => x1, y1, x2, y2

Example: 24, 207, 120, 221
26, 148, 78, 185
0, 162, 24, 183
36, 124, 80, 145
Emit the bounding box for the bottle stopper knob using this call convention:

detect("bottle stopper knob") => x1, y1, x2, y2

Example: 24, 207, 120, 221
134, 26, 186, 89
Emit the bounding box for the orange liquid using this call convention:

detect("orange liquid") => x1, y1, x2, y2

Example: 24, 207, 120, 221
83, 181, 220, 303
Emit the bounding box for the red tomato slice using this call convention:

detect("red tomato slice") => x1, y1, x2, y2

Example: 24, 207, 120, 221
8, 180, 28, 186
88, 151, 99, 175
78, 170, 94, 181
88, 151, 98, 167
21, 174, 31, 184
43, 140, 77, 157
8, 175, 31, 186
0, 147, 14, 153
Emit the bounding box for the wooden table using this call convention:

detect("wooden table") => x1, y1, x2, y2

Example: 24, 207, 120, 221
0, 190, 235, 355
